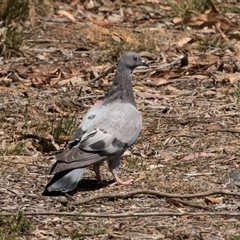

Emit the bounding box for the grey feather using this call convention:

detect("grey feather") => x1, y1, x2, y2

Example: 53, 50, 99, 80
42, 168, 86, 195
42, 51, 148, 195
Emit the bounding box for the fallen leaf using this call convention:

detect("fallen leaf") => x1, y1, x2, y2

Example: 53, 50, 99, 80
87, 16, 119, 28
174, 12, 239, 31
52, 102, 68, 115
173, 17, 183, 24
57, 10, 76, 23
215, 73, 240, 86
180, 215, 190, 221
205, 196, 222, 205
166, 198, 181, 207
156, 79, 168, 86
197, 53, 219, 64
57, 76, 85, 86
183, 152, 216, 161
204, 123, 222, 131
166, 85, 180, 92
28, 0, 36, 28
177, 37, 192, 47
25, 105, 47, 121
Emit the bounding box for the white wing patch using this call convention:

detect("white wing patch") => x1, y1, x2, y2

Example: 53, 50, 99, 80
76, 101, 142, 155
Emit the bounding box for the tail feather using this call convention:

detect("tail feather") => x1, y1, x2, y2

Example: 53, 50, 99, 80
50, 148, 106, 174
42, 168, 86, 195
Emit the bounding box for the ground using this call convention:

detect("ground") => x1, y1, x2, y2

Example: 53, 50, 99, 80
1, 0, 240, 239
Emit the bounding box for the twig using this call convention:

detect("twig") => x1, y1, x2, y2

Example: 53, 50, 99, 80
172, 198, 209, 210
73, 189, 240, 205
89, 66, 115, 84
150, 56, 184, 71
1, 211, 240, 218
189, 129, 240, 134
70, 95, 104, 107
0, 155, 47, 168
185, 173, 213, 176
215, 23, 229, 42
77, 95, 104, 101
206, 0, 219, 13
0, 159, 46, 168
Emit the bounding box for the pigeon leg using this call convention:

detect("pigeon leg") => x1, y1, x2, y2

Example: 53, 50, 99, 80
93, 161, 109, 185
93, 162, 102, 182
108, 155, 132, 185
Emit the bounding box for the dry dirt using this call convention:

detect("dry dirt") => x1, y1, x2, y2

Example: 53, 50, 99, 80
1, 0, 240, 239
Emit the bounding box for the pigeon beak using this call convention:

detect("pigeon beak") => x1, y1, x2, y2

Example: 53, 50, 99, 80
140, 60, 149, 67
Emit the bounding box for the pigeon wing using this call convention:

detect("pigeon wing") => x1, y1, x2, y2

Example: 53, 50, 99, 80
50, 102, 142, 174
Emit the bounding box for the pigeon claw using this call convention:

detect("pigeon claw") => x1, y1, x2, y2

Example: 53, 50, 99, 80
111, 174, 133, 186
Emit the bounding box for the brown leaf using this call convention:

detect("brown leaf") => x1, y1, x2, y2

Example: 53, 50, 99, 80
28, 0, 36, 28
166, 198, 181, 207
205, 196, 222, 205
56, 76, 85, 86
173, 17, 184, 24
70, 0, 78, 6
57, 10, 76, 23
52, 102, 69, 115
25, 105, 47, 121
145, 77, 168, 86
215, 73, 240, 87
107, 14, 123, 24
180, 215, 190, 221
204, 124, 222, 131
183, 152, 216, 161
166, 85, 180, 92
197, 53, 219, 64
177, 37, 192, 47
174, 12, 239, 31
156, 79, 168, 86
87, 16, 118, 28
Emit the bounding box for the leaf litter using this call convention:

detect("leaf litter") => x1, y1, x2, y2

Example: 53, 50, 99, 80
1, 0, 240, 239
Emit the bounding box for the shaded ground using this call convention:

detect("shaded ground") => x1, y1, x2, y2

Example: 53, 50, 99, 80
1, 0, 240, 239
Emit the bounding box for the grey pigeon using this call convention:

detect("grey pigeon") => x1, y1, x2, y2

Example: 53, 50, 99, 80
42, 51, 148, 195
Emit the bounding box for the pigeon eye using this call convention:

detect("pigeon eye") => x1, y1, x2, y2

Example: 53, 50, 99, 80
133, 55, 138, 61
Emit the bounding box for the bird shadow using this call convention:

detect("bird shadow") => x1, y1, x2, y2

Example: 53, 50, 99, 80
43, 178, 114, 197
76, 178, 114, 192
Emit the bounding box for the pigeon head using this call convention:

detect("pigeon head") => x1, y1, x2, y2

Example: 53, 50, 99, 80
118, 51, 148, 72
103, 51, 148, 105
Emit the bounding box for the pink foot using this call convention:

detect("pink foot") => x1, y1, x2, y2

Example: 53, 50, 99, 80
110, 174, 133, 186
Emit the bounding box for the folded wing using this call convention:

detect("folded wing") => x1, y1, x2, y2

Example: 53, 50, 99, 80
50, 102, 142, 174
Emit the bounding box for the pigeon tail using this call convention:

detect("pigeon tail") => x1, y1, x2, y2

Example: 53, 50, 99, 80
42, 168, 86, 196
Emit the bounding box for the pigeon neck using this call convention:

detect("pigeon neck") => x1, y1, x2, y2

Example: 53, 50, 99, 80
103, 66, 136, 106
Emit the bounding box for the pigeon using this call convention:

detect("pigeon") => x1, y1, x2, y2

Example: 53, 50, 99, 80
42, 51, 148, 195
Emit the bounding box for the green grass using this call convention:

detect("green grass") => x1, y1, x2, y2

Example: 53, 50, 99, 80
0, 0, 47, 57
56, 217, 106, 239
19, 114, 79, 153
232, 81, 240, 101
167, 0, 238, 18
105, 34, 156, 61
23, 115, 78, 142
125, 156, 146, 171
229, 237, 240, 240
0, 212, 31, 240
51, 115, 78, 142
190, 32, 232, 52
167, 0, 209, 17
0, 0, 31, 57
0, 143, 26, 156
